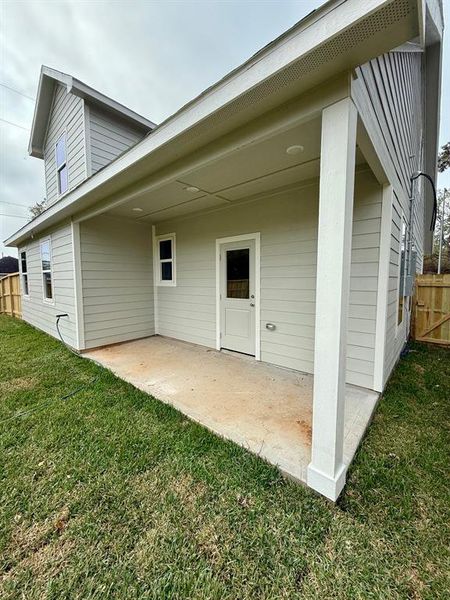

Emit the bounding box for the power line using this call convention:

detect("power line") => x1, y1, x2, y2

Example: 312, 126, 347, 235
0, 213, 29, 219
0, 82, 34, 101
0, 201, 31, 208
0, 117, 29, 131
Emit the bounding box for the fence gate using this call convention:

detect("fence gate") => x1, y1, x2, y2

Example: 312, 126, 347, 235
413, 274, 450, 346
0, 272, 22, 318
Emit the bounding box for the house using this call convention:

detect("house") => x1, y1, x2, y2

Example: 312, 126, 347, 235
5, 0, 444, 500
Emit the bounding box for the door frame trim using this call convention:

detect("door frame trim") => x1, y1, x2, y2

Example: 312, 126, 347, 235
215, 232, 261, 360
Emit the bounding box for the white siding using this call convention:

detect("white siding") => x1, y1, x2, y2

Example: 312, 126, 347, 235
352, 50, 425, 383
155, 169, 381, 389
19, 222, 77, 347
88, 105, 147, 175
80, 215, 154, 349
44, 84, 86, 206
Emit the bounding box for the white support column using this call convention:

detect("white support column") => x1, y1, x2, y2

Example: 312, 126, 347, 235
307, 97, 357, 501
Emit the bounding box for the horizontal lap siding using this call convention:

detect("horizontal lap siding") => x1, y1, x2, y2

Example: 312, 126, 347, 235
19, 222, 77, 347
88, 106, 146, 175
80, 216, 154, 348
156, 170, 381, 388
348, 171, 382, 388
352, 51, 424, 384
44, 84, 86, 206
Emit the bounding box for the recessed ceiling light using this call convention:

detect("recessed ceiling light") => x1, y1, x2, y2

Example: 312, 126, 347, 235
286, 145, 304, 155
132, 207, 143, 212
185, 185, 200, 193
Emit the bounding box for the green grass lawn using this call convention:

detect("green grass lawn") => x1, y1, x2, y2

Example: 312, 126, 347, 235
0, 315, 449, 599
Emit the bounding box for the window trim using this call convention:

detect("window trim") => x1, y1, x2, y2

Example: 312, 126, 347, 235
19, 248, 30, 298
396, 213, 407, 333
155, 233, 176, 287
40, 237, 55, 304
55, 132, 68, 197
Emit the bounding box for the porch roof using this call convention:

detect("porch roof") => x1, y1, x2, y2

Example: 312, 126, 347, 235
6, 0, 420, 247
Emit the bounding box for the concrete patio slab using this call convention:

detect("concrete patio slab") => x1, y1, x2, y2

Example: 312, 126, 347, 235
84, 336, 379, 483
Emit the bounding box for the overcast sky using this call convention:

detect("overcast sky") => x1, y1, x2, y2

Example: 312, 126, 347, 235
0, 0, 448, 257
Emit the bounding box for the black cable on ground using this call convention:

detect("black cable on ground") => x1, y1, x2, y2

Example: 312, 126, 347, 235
0, 315, 100, 425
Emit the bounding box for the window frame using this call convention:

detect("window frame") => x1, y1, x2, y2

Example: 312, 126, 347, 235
55, 132, 68, 197
19, 249, 29, 298
40, 238, 55, 304
155, 233, 176, 287
396, 214, 408, 331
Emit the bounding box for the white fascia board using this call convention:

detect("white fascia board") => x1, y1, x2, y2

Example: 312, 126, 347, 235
7, 0, 397, 247
70, 80, 156, 130
425, 0, 444, 40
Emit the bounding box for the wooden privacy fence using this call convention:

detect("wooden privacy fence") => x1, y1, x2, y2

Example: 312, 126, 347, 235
0, 273, 22, 318
413, 274, 450, 346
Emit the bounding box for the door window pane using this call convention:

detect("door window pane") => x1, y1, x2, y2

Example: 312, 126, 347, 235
227, 248, 249, 299
161, 261, 172, 281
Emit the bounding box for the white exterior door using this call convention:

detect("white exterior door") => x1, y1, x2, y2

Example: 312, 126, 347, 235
220, 240, 255, 355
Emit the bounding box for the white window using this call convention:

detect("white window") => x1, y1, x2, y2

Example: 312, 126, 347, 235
397, 217, 407, 326
20, 250, 29, 296
55, 134, 68, 195
156, 234, 176, 286
40, 239, 53, 301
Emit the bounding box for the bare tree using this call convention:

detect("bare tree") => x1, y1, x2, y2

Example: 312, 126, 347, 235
28, 200, 47, 220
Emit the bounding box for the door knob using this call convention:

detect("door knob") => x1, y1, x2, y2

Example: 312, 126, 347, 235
250, 302, 255, 307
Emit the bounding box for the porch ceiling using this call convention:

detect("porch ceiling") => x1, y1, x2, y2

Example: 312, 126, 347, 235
105, 116, 366, 223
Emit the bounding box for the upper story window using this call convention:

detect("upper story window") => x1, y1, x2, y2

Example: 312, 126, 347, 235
20, 250, 29, 296
397, 217, 407, 326
55, 134, 68, 195
40, 239, 53, 302
156, 234, 176, 286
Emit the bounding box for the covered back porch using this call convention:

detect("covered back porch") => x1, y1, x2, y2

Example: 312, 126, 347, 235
75, 75, 391, 500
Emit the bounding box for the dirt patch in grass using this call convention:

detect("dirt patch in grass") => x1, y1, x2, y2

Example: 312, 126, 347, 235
0, 376, 37, 394
1, 508, 74, 590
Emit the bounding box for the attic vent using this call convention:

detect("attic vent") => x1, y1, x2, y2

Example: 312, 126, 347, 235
187, 0, 415, 141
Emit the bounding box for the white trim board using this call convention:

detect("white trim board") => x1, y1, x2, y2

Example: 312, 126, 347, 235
71, 220, 85, 350
151, 225, 159, 335
373, 184, 392, 392
215, 232, 261, 361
